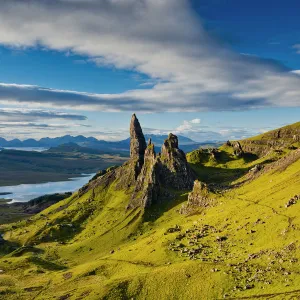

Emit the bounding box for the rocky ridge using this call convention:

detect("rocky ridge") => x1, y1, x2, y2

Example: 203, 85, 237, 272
237, 122, 300, 157
83, 114, 195, 209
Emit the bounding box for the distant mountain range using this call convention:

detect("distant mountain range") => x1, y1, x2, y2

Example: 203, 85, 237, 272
0, 134, 221, 155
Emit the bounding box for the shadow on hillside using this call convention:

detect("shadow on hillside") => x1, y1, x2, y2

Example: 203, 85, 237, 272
28, 256, 67, 270
187, 148, 259, 187
142, 191, 189, 223
190, 164, 250, 187
8, 245, 44, 257
0, 240, 21, 256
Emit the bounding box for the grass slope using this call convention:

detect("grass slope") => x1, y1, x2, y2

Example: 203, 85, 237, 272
0, 125, 300, 299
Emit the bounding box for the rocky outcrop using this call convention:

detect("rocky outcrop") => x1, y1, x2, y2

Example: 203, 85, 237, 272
129, 139, 160, 208
160, 133, 195, 190
130, 114, 147, 178
81, 114, 195, 210
233, 141, 244, 158
186, 180, 212, 207
236, 122, 300, 157
180, 180, 215, 214
127, 123, 195, 208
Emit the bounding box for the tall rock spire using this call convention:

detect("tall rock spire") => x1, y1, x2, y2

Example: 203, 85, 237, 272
130, 114, 147, 179
130, 114, 147, 161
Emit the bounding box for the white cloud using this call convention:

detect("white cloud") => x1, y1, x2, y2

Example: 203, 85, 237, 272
0, 108, 87, 121
176, 120, 193, 132
175, 118, 202, 133
0, 0, 298, 113
293, 44, 300, 54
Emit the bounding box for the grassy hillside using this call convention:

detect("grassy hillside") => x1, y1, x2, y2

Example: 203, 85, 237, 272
0, 123, 299, 299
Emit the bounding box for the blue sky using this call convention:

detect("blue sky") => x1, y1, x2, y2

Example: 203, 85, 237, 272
0, 0, 299, 142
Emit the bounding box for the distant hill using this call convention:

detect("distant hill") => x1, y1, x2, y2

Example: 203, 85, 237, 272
45, 142, 107, 155
0, 134, 214, 154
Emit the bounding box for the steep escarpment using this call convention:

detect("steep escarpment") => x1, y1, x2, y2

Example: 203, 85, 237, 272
236, 121, 300, 157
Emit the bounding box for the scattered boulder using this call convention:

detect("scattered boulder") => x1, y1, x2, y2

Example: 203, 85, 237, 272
249, 164, 263, 173
285, 194, 300, 207
166, 225, 181, 233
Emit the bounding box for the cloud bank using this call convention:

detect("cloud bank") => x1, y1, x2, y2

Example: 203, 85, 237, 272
0, 0, 299, 112
0, 108, 87, 121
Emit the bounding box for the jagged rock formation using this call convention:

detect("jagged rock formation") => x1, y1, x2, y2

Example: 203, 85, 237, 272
130, 139, 160, 208
187, 180, 212, 207
129, 132, 195, 208
130, 114, 147, 178
180, 180, 215, 214
160, 133, 195, 190
81, 114, 195, 210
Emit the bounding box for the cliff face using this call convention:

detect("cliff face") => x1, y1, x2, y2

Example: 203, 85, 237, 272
237, 122, 300, 157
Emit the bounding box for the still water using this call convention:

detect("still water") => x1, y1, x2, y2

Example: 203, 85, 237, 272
0, 147, 49, 152
0, 174, 95, 203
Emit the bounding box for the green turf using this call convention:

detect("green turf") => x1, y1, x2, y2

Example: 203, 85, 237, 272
0, 124, 300, 299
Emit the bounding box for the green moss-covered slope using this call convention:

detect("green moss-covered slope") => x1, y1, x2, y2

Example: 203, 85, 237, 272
0, 122, 300, 299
